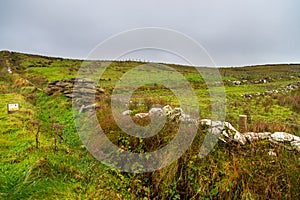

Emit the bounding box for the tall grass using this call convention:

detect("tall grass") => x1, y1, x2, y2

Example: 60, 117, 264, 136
95, 95, 300, 199
275, 88, 300, 113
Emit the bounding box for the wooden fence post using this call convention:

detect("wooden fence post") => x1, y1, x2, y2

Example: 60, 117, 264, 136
239, 115, 247, 133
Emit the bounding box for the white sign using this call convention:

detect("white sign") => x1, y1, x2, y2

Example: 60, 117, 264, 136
7, 103, 20, 114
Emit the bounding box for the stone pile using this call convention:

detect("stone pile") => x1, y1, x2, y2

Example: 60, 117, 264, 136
45, 78, 105, 105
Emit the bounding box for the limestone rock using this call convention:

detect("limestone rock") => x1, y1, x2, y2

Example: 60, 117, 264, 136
162, 105, 173, 116
200, 119, 246, 145
233, 132, 247, 145
268, 132, 300, 152
180, 113, 194, 123
258, 132, 272, 140
135, 113, 149, 118
149, 108, 165, 117
79, 103, 100, 113
270, 132, 294, 142
268, 150, 277, 157
122, 110, 132, 116
244, 132, 260, 142
133, 105, 195, 124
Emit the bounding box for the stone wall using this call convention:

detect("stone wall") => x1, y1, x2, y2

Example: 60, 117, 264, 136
242, 81, 300, 98
130, 105, 300, 154
45, 78, 105, 105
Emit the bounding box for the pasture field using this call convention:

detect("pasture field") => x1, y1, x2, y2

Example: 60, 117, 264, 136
0, 51, 299, 199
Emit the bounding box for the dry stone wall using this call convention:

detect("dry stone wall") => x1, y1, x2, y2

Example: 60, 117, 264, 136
131, 105, 300, 154
45, 78, 105, 106
242, 81, 300, 98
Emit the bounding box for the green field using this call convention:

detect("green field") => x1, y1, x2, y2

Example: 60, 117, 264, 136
0, 51, 299, 199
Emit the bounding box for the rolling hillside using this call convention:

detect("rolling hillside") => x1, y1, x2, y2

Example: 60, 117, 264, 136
0, 51, 299, 199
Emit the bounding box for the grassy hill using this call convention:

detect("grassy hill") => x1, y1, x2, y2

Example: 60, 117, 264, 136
0, 51, 299, 199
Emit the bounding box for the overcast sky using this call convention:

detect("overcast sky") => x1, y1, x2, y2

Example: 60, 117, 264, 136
1, 0, 300, 66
